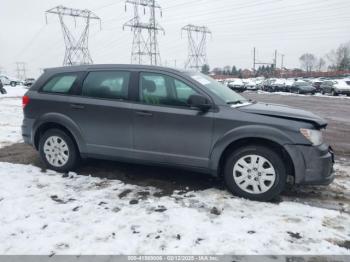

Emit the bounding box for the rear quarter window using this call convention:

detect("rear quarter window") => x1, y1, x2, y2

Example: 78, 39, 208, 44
42, 74, 78, 93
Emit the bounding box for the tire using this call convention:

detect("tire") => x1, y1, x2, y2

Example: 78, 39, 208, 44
39, 128, 80, 172
331, 90, 338, 96
223, 145, 287, 201
10, 81, 16, 87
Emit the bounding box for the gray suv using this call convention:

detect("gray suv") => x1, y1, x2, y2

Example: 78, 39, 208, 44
22, 64, 334, 201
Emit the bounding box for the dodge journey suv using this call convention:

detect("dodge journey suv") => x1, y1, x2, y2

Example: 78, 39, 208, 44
22, 64, 334, 201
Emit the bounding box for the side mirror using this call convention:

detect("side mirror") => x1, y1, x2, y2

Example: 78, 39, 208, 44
188, 94, 212, 111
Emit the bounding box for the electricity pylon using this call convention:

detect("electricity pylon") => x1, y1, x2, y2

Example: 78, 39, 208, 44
15, 62, 27, 80
123, 0, 164, 65
45, 5, 101, 66
181, 24, 211, 71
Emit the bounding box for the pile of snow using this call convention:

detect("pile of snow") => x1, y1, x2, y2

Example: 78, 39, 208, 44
254, 90, 350, 99
0, 162, 349, 255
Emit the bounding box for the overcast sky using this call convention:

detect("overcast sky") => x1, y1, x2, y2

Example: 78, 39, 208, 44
1, 0, 350, 78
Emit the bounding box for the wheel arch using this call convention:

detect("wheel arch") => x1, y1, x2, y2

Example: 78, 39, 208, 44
33, 113, 85, 153
210, 125, 295, 180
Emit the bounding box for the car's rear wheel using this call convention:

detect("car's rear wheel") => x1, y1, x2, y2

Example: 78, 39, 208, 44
224, 145, 287, 201
39, 129, 79, 172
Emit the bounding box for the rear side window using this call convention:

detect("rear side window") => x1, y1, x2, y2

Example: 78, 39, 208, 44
42, 74, 77, 93
82, 71, 130, 100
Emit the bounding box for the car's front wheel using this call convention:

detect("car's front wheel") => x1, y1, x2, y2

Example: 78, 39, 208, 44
39, 129, 79, 172
224, 145, 287, 201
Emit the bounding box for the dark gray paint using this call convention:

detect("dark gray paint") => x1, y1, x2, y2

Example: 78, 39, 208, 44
22, 64, 334, 185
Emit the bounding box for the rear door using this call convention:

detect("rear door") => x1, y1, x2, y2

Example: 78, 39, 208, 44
68, 70, 135, 158
131, 71, 214, 168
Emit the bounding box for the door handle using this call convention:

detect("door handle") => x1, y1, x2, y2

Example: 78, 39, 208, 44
135, 110, 153, 117
70, 104, 85, 109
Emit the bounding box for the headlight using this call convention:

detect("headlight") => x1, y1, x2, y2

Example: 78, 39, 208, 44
300, 128, 323, 146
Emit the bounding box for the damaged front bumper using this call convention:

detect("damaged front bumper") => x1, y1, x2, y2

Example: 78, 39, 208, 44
284, 143, 335, 185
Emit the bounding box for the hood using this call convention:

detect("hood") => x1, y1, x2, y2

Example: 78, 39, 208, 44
237, 102, 327, 128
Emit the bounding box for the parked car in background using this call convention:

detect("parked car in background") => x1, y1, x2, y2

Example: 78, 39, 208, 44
321, 80, 350, 96
227, 79, 246, 92
284, 79, 295, 92
263, 78, 287, 92
320, 80, 334, 95
319, 80, 350, 96
0, 79, 7, 94
290, 81, 316, 94
22, 64, 335, 201
0, 75, 18, 86
243, 79, 258, 91
311, 79, 323, 93
24, 78, 36, 87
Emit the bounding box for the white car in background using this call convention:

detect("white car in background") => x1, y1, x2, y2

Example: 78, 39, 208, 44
243, 79, 258, 91
0, 75, 20, 86
333, 79, 350, 96
227, 78, 246, 92
285, 79, 296, 91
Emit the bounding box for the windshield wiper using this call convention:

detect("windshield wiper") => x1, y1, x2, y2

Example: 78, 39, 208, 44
227, 100, 246, 105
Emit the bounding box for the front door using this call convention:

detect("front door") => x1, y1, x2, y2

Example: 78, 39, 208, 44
132, 71, 214, 168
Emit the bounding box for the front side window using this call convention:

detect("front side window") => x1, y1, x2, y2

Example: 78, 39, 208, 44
82, 71, 130, 100
42, 74, 77, 93
139, 72, 198, 107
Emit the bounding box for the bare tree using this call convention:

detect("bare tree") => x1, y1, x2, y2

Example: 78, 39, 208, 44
327, 43, 350, 71
299, 53, 317, 72
317, 58, 326, 72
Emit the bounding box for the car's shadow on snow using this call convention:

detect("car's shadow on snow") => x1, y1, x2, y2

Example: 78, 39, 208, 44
1, 143, 349, 211
77, 158, 225, 195
0, 143, 224, 195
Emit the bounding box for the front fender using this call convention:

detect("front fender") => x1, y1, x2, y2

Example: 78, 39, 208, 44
209, 125, 296, 174
33, 112, 86, 152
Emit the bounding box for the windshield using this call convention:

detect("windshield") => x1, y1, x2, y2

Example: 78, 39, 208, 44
186, 72, 248, 104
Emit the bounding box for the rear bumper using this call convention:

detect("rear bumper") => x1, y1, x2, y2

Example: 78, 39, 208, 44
285, 143, 335, 185
21, 117, 35, 146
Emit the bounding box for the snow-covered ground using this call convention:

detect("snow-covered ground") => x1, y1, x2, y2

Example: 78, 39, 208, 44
253, 90, 350, 99
1, 162, 350, 255
0, 86, 26, 148
0, 91, 350, 255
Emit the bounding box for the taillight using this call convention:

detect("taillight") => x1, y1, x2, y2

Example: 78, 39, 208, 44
22, 95, 30, 108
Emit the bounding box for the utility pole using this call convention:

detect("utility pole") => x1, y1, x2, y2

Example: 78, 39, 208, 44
15, 62, 27, 80
45, 5, 101, 66
274, 49, 278, 68
181, 24, 211, 71
123, 0, 164, 65
280, 54, 285, 69
253, 47, 256, 73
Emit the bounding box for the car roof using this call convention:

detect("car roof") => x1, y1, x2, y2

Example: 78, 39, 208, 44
44, 64, 187, 75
